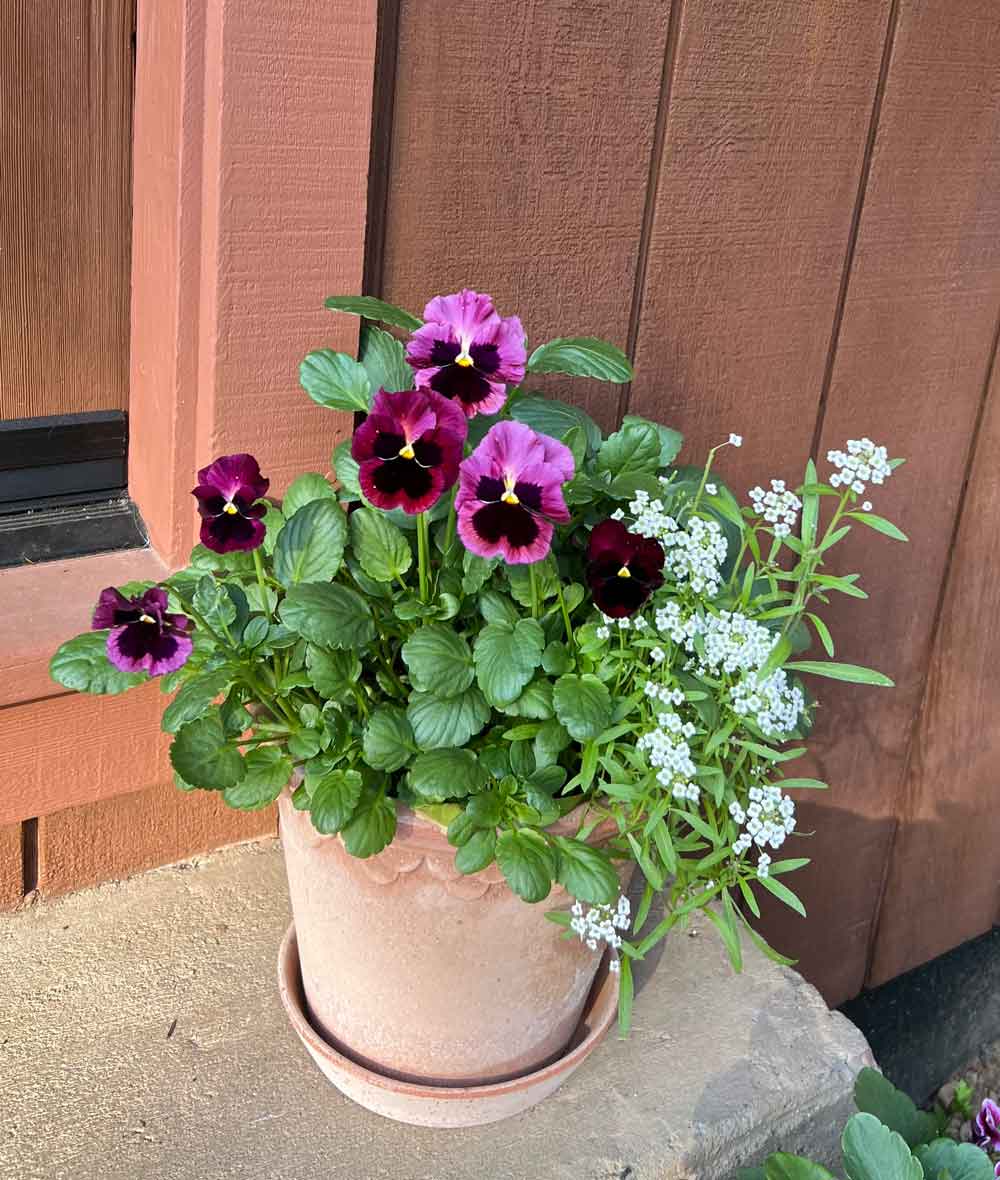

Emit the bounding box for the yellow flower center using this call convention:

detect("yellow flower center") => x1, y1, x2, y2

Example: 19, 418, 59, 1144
501, 474, 519, 506
617, 565, 632, 578
223, 501, 238, 515
455, 353, 474, 368
398, 443, 416, 460
139, 613, 156, 624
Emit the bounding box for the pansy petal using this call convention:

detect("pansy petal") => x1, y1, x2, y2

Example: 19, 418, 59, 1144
201, 513, 266, 554
476, 314, 527, 384
421, 289, 499, 344
91, 586, 135, 630
193, 453, 268, 503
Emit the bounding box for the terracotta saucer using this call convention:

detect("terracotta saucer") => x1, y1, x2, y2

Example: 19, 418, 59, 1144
277, 923, 619, 1128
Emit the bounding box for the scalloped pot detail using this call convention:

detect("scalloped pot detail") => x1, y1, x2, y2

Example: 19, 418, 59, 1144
278, 790, 627, 1086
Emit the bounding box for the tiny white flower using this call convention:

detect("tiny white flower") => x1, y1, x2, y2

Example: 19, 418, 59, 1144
729, 434, 743, 447
705, 482, 717, 495
862, 500, 872, 512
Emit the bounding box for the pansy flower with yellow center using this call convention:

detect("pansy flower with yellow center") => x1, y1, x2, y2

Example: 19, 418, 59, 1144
191, 453, 270, 553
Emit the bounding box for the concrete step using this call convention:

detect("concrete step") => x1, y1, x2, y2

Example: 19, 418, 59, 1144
0, 840, 873, 1179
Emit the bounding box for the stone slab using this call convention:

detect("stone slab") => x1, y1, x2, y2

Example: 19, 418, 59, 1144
0, 840, 873, 1179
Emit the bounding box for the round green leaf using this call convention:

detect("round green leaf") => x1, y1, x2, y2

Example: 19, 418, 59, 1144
350, 506, 413, 583
309, 769, 364, 835
401, 624, 474, 696
553, 836, 619, 905
541, 641, 573, 677
273, 498, 347, 587
509, 395, 602, 455
473, 619, 545, 706
332, 440, 362, 498
914, 1139, 995, 1180
50, 632, 147, 695
526, 337, 633, 383
406, 687, 490, 749
282, 472, 337, 518
455, 828, 497, 874
299, 349, 371, 412
553, 673, 612, 740
407, 748, 489, 801
621, 414, 683, 467
162, 669, 233, 734
169, 712, 246, 791
503, 678, 554, 720
280, 582, 374, 649
222, 746, 292, 810
359, 322, 412, 393
363, 706, 415, 772
596, 420, 661, 479
841, 1113, 923, 1180
305, 645, 362, 696
496, 829, 556, 903
342, 791, 397, 858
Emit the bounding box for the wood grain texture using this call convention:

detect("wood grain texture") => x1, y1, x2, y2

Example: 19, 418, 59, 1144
756, 0, 1000, 1002
377, 0, 674, 430
0, 1, 133, 419
36, 781, 275, 898
0, 823, 24, 910
867, 334, 1000, 985
628, 0, 892, 492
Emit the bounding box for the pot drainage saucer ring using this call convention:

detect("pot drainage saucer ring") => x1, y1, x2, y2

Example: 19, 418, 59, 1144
277, 923, 618, 1128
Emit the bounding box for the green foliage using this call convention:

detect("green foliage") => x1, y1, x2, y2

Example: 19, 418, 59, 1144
323, 294, 422, 332
309, 769, 364, 834
402, 625, 474, 695
408, 749, 488, 800
526, 336, 633, 382
553, 674, 611, 740
362, 706, 415, 772
279, 582, 374, 648
273, 498, 347, 586
842, 1113, 924, 1180
853, 1068, 940, 1149
50, 632, 147, 695
170, 712, 246, 791
496, 829, 557, 902
474, 619, 545, 706
282, 472, 337, 518
299, 349, 371, 412
222, 746, 293, 810
359, 322, 412, 392
350, 506, 412, 583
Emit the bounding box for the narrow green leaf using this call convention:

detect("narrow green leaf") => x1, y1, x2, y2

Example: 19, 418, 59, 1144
806, 612, 835, 657
785, 660, 894, 687
527, 336, 633, 382
757, 873, 807, 917
847, 511, 908, 541
323, 294, 422, 332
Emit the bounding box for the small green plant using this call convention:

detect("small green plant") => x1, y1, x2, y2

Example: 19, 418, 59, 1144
739, 1067, 999, 1179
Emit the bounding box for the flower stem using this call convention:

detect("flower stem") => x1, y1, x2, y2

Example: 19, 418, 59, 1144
529, 562, 539, 620
252, 548, 272, 622
416, 512, 430, 602
555, 580, 575, 651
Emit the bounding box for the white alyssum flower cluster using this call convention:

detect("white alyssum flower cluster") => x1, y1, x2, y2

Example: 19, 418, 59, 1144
570, 896, 631, 973
729, 785, 796, 875
623, 491, 728, 598
827, 437, 892, 494
637, 708, 700, 803
748, 479, 802, 538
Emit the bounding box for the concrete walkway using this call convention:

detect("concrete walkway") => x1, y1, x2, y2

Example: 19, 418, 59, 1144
0, 840, 872, 1179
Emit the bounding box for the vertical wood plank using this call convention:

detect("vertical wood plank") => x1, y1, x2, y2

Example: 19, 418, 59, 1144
377, 0, 675, 430
36, 782, 275, 898
760, 0, 1000, 1001
867, 341, 1000, 985
0, 823, 24, 910
628, 0, 892, 493
0, 1, 133, 419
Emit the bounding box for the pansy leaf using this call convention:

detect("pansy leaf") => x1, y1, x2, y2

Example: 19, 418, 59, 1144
406, 686, 491, 749
508, 395, 602, 455
841, 1113, 923, 1180
170, 712, 246, 791
401, 624, 474, 696
274, 498, 348, 586
324, 294, 422, 332
503, 678, 554, 719
553, 674, 612, 741
621, 414, 683, 467
282, 472, 337, 519
193, 575, 238, 631
280, 582, 374, 649
362, 706, 416, 772
341, 790, 397, 858
762, 1155, 837, 1180
455, 828, 497, 874
474, 619, 545, 707
305, 645, 362, 696
914, 1139, 994, 1180
162, 668, 233, 734
261, 503, 285, 555
50, 632, 148, 695
505, 556, 558, 607
407, 748, 489, 801
527, 337, 633, 383
309, 768, 364, 835
496, 829, 556, 903
349, 506, 413, 583
552, 836, 619, 905
359, 322, 412, 393
534, 718, 572, 768
332, 440, 362, 498
853, 1068, 940, 1148
222, 746, 292, 810
597, 419, 661, 479
461, 550, 500, 595
300, 349, 372, 413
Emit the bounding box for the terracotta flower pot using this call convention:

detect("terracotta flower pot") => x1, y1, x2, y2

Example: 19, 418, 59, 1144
278, 790, 623, 1089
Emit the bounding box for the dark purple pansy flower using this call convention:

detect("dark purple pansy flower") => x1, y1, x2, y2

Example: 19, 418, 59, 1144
586, 519, 665, 618
352, 388, 467, 514
192, 453, 270, 553
92, 586, 194, 677
974, 1098, 1000, 1153
455, 421, 573, 565
405, 289, 526, 418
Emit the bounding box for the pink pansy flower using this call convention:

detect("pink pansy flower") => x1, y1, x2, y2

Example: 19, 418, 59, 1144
455, 421, 574, 564
351, 388, 467, 514
405, 289, 526, 418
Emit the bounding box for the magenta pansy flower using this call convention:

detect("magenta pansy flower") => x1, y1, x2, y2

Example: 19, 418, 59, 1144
192, 454, 269, 553
92, 586, 193, 677
455, 421, 574, 564
405, 289, 526, 418
352, 388, 467, 514
974, 1098, 1000, 1153
586, 519, 665, 618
